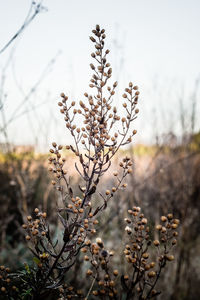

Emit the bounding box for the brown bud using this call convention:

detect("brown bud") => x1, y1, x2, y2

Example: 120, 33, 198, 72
148, 271, 156, 278
161, 216, 167, 222
166, 255, 174, 261
34, 208, 39, 214
90, 36, 96, 42
153, 240, 160, 246
26, 235, 31, 241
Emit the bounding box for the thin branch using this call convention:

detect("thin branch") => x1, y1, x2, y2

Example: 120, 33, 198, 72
0, 1, 46, 55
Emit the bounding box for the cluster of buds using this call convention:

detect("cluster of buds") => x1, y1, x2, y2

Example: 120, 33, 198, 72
0, 266, 16, 297
57, 285, 84, 299
52, 24, 139, 213
48, 142, 67, 191
101, 156, 133, 206
154, 213, 180, 262
63, 214, 99, 247
21, 208, 56, 271
81, 237, 118, 298
22, 208, 48, 242
123, 208, 179, 299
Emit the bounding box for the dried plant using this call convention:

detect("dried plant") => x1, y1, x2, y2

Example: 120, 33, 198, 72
0, 25, 179, 300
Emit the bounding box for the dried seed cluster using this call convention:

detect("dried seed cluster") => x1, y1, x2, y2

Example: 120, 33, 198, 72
49, 24, 139, 214
122, 208, 180, 299
81, 238, 118, 298
0, 266, 16, 297
22, 209, 48, 242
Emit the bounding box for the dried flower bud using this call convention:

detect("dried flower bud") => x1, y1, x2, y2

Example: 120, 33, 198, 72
133, 129, 137, 135
42, 212, 47, 218
90, 36, 96, 42
153, 240, 160, 246
129, 82, 133, 87
92, 290, 98, 296
161, 216, 167, 222
142, 253, 149, 259
125, 226, 132, 234
90, 63, 95, 70
96, 237, 103, 247
86, 269, 93, 276
172, 223, 178, 229
34, 208, 39, 214
141, 218, 148, 224
52, 142, 57, 147
156, 224, 162, 230
161, 226, 167, 233
172, 239, 177, 245
166, 255, 175, 261
148, 271, 156, 278
26, 235, 31, 241
167, 213, 173, 220
173, 219, 180, 225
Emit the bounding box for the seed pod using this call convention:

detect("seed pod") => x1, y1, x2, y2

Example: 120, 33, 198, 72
90, 36, 96, 42
153, 240, 160, 246
166, 255, 175, 261
161, 216, 167, 222
148, 271, 156, 278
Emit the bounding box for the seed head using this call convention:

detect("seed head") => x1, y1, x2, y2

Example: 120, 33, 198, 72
106, 190, 110, 195
1, 287, 6, 293
148, 271, 156, 278
166, 255, 175, 261
141, 218, 148, 224
161, 216, 167, 222
34, 208, 39, 214
153, 240, 160, 246
86, 269, 93, 276
167, 213, 173, 220
96, 237, 103, 247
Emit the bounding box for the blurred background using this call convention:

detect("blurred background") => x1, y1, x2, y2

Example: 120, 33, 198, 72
0, 1, 200, 299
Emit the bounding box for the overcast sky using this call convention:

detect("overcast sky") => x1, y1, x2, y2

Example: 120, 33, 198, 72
0, 0, 200, 149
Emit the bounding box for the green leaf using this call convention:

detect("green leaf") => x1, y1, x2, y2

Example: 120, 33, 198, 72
33, 256, 41, 265
24, 263, 30, 274
21, 288, 33, 299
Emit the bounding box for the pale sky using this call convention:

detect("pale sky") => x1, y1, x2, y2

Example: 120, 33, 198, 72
0, 0, 200, 150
